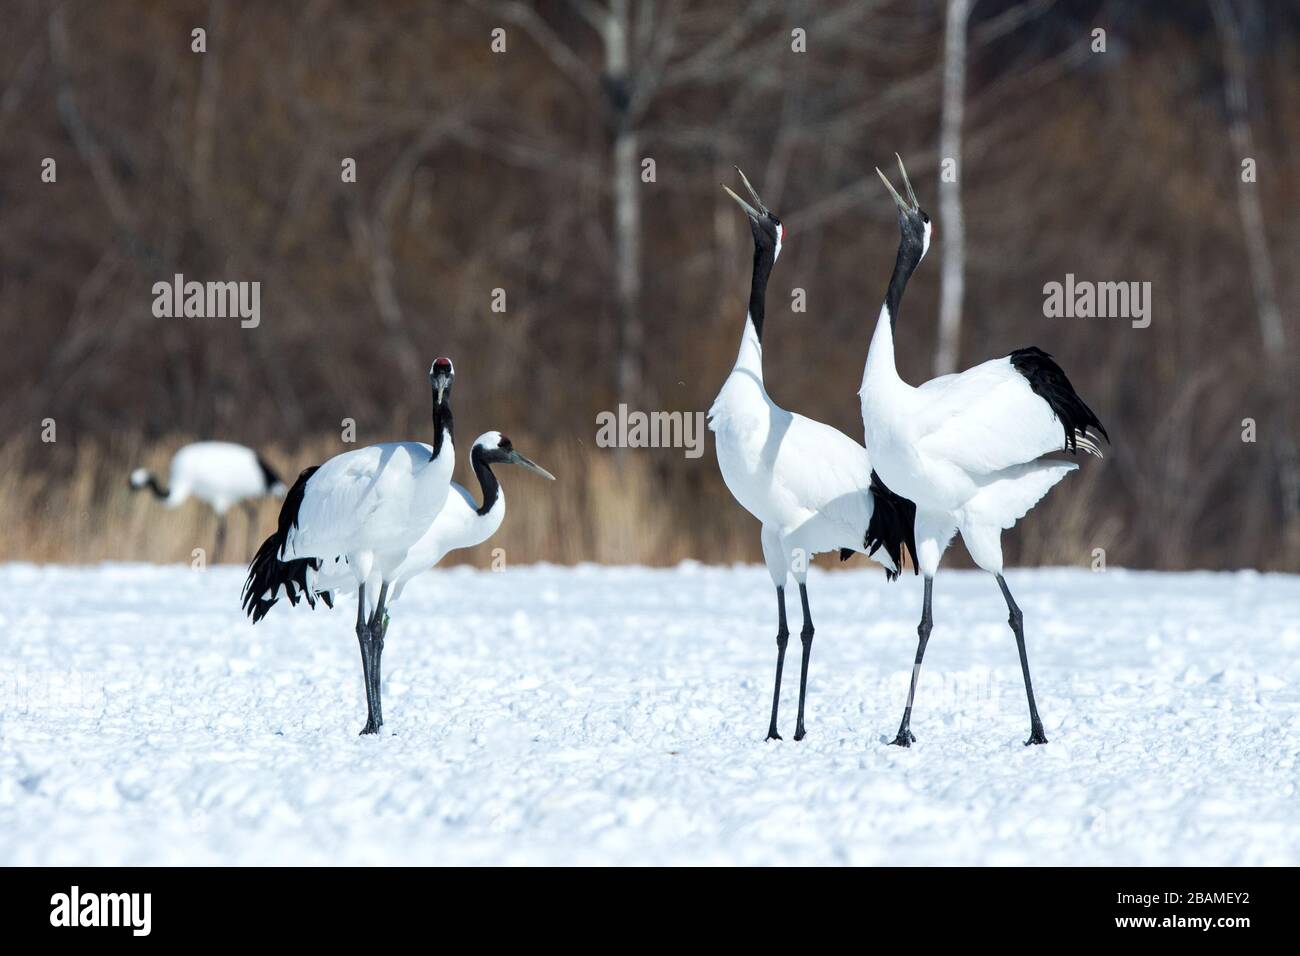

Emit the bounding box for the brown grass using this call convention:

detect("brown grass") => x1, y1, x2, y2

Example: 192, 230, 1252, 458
0, 432, 1114, 573
0, 433, 749, 567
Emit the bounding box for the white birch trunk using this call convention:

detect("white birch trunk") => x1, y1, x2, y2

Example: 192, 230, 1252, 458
934, 0, 971, 377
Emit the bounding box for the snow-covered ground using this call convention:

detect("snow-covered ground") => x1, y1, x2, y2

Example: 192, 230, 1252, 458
1, 561, 1296, 865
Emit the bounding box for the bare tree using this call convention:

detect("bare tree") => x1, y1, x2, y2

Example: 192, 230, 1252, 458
1209, 0, 1284, 355
601, 1, 644, 406
3, 1, 1297, 569
1209, 0, 1299, 554
471, 0, 656, 406
470, 0, 804, 408
933, 0, 972, 376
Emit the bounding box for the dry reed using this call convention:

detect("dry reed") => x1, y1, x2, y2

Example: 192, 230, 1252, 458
1, 433, 1110, 573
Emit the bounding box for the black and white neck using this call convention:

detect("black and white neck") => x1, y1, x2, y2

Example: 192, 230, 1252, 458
431, 401, 454, 461
470, 444, 503, 517
746, 231, 779, 344
883, 215, 930, 334
466, 430, 554, 515
722, 169, 785, 376
129, 469, 168, 500
429, 357, 456, 461
864, 157, 932, 387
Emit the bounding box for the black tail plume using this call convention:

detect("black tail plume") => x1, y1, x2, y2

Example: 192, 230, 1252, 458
241, 465, 323, 623
242, 532, 320, 623
865, 470, 918, 581
1009, 347, 1109, 452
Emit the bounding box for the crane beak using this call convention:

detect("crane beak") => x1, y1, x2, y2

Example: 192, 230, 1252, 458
878, 155, 920, 212
431, 370, 452, 405
722, 167, 769, 220
735, 167, 768, 213
429, 358, 455, 405
722, 185, 761, 221
508, 450, 556, 481
877, 167, 909, 212
895, 153, 920, 210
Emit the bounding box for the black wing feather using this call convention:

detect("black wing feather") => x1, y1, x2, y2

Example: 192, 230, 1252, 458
1009, 347, 1108, 452
864, 470, 917, 581
241, 465, 323, 623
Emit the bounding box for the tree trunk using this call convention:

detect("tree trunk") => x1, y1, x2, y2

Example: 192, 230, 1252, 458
1209, 0, 1297, 560
1209, 0, 1284, 355
934, 0, 971, 377
605, 0, 643, 408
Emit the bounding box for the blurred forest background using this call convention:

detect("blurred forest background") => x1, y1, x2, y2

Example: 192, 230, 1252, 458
0, 0, 1297, 570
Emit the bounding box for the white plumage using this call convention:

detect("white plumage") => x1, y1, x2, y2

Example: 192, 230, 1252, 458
710, 169, 914, 742
865, 341, 1089, 525
306, 431, 554, 606
129, 440, 286, 561
860, 156, 1108, 747
280, 439, 455, 592
711, 330, 898, 575
130, 440, 284, 515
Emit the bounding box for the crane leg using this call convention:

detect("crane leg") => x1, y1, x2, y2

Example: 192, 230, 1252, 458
891, 576, 933, 747
213, 516, 227, 565
366, 582, 390, 730
996, 574, 1048, 745
793, 583, 815, 741
355, 583, 380, 735
766, 586, 789, 741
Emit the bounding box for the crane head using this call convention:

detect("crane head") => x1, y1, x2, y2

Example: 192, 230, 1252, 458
723, 167, 784, 263
474, 432, 556, 481
877, 154, 931, 263
429, 357, 455, 405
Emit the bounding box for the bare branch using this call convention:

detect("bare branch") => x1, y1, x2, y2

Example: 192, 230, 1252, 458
471, 0, 601, 102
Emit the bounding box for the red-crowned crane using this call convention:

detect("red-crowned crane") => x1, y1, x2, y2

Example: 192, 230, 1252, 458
709, 169, 916, 742
860, 156, 1108, 747
244, 431, 554, 720
243, 358, 458, 735
129, 441, 286, 561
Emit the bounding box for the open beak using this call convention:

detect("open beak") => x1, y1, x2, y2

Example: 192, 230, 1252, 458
876, 153, 919, 212
508, 450, 556, 481
722, 167, 769, 220
896, 153, 919, 209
